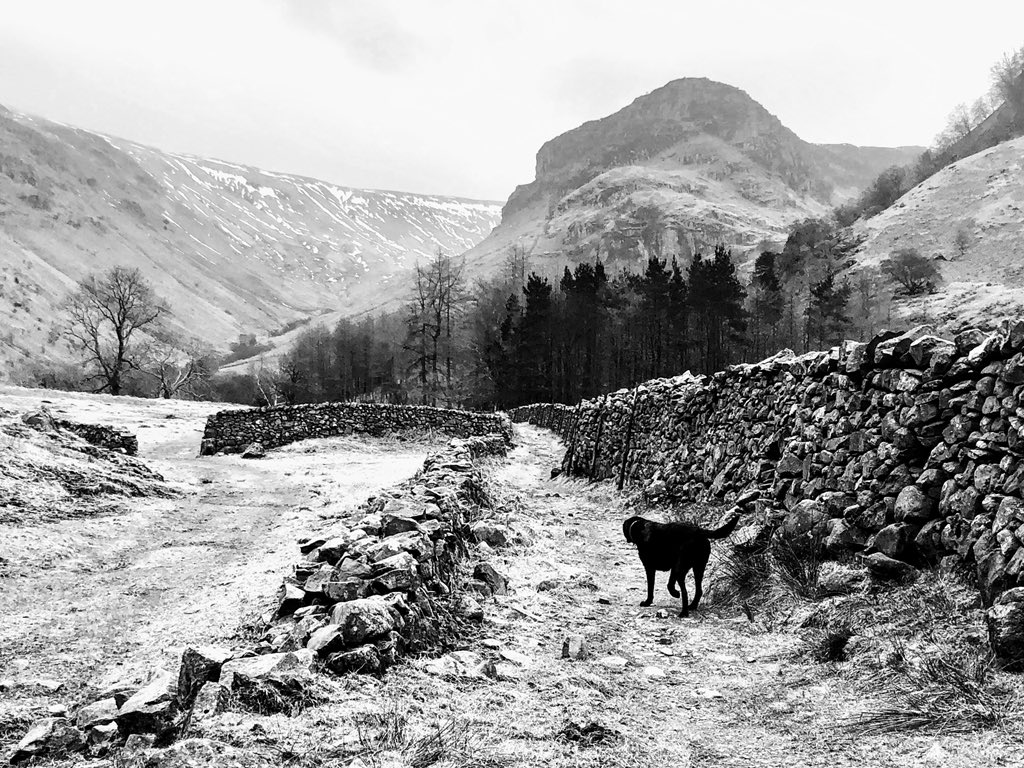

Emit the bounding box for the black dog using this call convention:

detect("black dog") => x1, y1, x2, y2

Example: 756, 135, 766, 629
622, 513, 741, 617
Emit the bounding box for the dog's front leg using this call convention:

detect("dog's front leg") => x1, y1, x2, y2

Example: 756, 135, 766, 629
640, 565, 655, 606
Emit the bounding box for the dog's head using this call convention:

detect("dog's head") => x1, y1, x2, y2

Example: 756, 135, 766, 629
622, 515, 644, 543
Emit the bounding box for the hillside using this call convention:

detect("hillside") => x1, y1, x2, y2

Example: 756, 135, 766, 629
0, 105, 501, 379
850, 135, 1024, 332
462, 78, 922, 277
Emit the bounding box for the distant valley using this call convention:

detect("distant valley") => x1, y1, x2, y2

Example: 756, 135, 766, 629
0, 104, 500, 378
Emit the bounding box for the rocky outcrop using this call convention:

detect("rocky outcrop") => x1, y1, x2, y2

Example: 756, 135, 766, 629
512, 321, 1024, 626
200, 402, 512, 455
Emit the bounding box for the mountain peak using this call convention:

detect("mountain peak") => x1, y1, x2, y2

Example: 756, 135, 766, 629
475, 77, 921, 279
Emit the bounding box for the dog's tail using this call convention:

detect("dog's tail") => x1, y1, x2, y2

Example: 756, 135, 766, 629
699, 513, 742, 540
622, 515, 644, 543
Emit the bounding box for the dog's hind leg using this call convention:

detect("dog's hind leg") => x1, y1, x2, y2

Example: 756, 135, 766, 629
667, 572, 680, 598
676, 565, 691, 617
640, 564, 656, 607
690, 561, 706, 611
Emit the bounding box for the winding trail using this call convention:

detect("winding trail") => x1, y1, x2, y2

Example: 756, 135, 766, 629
370, 424, 1006, 768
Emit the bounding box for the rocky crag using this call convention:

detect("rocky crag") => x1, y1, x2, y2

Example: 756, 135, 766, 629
461, 77, 921, 279
511, 320, 1024, 664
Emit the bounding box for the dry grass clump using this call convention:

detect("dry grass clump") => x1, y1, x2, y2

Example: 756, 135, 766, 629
231, 676, 330, 717
847, 644, 1022, 735
709, 545, 770, 606
767, 532, 825, 601
802, 620, 856, 663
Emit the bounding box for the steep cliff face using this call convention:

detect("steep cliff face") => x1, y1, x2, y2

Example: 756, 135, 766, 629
0, 107, 501, 378
464, 77, 921, 277
505, 78, 833, 219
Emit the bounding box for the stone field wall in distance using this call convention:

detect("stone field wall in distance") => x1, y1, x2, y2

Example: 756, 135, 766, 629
511, 321, 1024, 610
200, 402, 513, 455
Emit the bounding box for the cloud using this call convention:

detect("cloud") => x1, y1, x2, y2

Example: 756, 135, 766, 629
282, 0, 424, 73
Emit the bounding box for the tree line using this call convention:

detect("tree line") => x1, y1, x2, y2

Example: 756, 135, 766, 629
38, 219, 938, 408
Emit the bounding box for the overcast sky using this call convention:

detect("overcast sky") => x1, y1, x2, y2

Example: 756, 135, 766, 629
2, 1, 1022, 201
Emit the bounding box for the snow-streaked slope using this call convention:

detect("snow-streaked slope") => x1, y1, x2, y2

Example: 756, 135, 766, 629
851, 136, 1024, 332
0, 106, 500, 377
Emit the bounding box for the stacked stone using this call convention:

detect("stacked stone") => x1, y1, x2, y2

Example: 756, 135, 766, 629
517, 323, 1024, 612
9, 433, 513, 764
56, 420, 139, 456
260, 432, 512, 675
507, 403, 576, 438
200, 402, 512, 455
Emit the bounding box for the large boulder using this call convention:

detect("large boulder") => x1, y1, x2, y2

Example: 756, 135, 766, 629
894, 486, 935, 523
779, 500, 828, 541
473, 562, 509, 596
869, 523, 916, 560
327, 595, 402, 645
76, 698, 118, 730
864, 552, 918, 582
177, 646, 232, 705
116, 669, 179, 735
824, 518, 869, 554
9, 718, 85, 763
987, 587, 1024, 669
219, 649, 316, 693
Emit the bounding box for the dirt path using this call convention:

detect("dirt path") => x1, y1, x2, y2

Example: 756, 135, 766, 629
0, 387, 432, 725
1, 399, 1015, 767
353, 424, 1012, 768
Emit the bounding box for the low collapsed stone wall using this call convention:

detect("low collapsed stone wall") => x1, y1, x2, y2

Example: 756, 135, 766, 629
57, 420, 139, 456
511, 321, 1024, 612
200, 402, 513, 455
10, 433, 516, 763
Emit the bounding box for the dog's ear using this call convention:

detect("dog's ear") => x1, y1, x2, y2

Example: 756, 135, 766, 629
622, 516, 640, 543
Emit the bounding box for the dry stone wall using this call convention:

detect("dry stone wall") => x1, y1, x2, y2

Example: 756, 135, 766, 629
263, 432, 513, 674
9, 433, 514, 762
56, 420, 139, 456
200, 402, 512, 455
511, 322, 1024, 608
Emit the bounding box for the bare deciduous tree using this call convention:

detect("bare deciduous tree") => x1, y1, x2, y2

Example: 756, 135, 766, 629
59, 267, 165, 395
991, 45, 1024, 123
145, 335, 217, 399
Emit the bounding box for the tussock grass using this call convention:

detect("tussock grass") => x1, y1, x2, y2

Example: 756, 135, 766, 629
406, 717, 514, 768
711, 545, 770, 606
847, 644, 1022, 735
802, 620, 855, 663
768, 532, 825, 601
